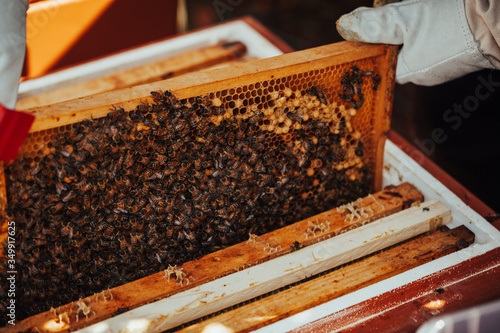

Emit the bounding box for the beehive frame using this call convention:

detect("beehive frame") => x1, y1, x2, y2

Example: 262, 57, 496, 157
22, 42, 394, 177
0, 41, 397, 328
0, 42, 396, 216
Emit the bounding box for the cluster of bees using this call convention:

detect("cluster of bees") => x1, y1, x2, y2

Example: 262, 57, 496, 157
1, 83, 371, 322
339, 65, 380, 109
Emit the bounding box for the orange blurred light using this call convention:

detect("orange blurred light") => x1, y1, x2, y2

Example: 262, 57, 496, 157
43, 318, 70, 332
423, 299, 447, 310
26, 0, 115, 77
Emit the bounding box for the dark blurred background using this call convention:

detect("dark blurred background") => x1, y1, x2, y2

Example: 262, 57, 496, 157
185, 0, 500, 213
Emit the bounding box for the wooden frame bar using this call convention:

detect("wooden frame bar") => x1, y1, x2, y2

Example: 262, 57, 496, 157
179, 225, 475, 333
292, 247, 500, 333
23, 41, 394, 134
17, 42, 248, 110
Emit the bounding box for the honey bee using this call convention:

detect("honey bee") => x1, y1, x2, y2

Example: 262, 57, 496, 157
253, 160, 266, 174
258, 174, 272, 185
66, 264, 75, 276
130, 233, 144, 246
218, 233, 230, 245
304, 141, 316, 152
60, 223, 74, 238
59, 189, 74, 202
248, 151, 259, 165
306, 86, 328, 105
52, 240, 64, 256
372, 74, 381, 91
24, 252, 37, 264
286, 112, 304, 124
137, 156, 150, 165
227, 203, 239, 213
224, 169, 238, 179
241, 162, 253, 174
183, 241, 197, 253
140, 168, 153, 180
297, 154, 310, 168
144, 234, 158, 247
89, 241, 100, 251
67, 205, 80, 214
193, 158, 203, 170
130, 111, 146, 123
54, 182, 68, 195
182, 230, 196, 243
103, 225, 116, 239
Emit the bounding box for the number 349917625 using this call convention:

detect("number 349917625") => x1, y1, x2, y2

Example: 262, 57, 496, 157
7, 221, 16, 267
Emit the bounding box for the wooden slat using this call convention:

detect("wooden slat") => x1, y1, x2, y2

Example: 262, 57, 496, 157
22, 41, 389, 133
6, 183, 422, 332
72, 199, 450, 333
179, 225, 474, 333
17, 42, 247, 110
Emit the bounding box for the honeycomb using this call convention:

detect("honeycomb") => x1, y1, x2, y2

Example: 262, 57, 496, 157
16, 61, 378, 163
0, 45, 393, 324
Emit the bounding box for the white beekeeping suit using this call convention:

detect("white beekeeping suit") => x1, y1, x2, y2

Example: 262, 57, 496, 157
337, 0, 499, 86
0, 0, 29, 109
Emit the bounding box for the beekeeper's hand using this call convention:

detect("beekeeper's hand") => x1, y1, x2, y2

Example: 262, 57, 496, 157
336, 0, 498, 86
0, 0, 29, 108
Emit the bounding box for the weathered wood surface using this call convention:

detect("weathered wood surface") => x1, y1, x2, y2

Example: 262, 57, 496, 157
4, 183, 423, 332
17, 42, 247, 110
73, 198, 449, 333
291, 242, 500, 333
179, 225, 474, 333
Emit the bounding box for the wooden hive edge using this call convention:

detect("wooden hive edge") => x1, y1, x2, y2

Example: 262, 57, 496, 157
178, 225, 475, 333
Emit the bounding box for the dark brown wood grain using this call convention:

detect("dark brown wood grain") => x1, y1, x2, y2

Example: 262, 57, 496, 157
292, 246, 500, 333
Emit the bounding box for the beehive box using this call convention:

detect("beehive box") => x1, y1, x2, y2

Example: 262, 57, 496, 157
0, 35, 396, 329
1, 18, 500, 333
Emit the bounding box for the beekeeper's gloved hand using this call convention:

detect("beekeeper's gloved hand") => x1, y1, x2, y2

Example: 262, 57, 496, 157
336, 0, 499, 86
0, 0, 29, 108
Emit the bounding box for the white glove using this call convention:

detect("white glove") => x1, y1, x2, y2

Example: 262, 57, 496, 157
0, 0, 29, 108
336, 0, 498, 86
